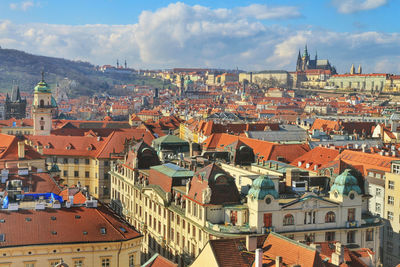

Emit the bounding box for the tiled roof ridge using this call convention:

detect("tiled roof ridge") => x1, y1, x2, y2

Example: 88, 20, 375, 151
0, 135, 17, 159
269, 232, 317, 252
94, 204, 129, 239
94, 131, 116, 158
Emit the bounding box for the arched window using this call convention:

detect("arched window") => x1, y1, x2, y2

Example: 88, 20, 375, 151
40, 99, 44, 107
325, 211, 336, 223
283, 214, 294, 226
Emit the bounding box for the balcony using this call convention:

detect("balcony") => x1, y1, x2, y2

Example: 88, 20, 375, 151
206, 221, 252, 234
346, 221, 358, 228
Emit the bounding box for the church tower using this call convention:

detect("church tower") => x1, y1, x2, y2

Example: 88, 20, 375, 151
32, 72, 53, 136
350, 64, 355, 75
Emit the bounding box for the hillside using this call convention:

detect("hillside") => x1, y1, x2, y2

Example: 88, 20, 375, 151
0, 48, 165, 96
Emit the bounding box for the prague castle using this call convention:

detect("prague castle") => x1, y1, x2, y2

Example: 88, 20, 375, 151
296, 45, 337, 74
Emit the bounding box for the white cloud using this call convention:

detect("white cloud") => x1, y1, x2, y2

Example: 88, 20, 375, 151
332, 0, 387, 14
1, 2, 400, 73
9, 1, 35, 11
237, 4, 301, 20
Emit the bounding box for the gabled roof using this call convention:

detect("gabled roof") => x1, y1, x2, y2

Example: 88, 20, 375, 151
260, 232, 325, 267
142, 253, 178, 267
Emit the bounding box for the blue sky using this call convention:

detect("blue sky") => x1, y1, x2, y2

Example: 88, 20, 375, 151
0, 0, 399, 73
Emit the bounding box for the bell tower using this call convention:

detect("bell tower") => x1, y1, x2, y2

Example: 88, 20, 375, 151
32, 72, 53, 136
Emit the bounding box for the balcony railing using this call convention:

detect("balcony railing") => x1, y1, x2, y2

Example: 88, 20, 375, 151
346, 221, 358, 228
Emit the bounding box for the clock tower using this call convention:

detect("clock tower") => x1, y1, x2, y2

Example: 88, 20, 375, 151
32, 72, 54, 136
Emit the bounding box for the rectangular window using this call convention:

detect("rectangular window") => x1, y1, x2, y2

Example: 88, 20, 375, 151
25, 263, 35, 267
63, 170, 68, 177
305, 233, 315, 243
347, 208, 355, 222
376, 188, 381, 197
85, 171, 89, 178
325, 231, 335, 241
85, 159, 90, 164
129, 254, 134, 267
74, 158, 79, 164
366, 229, 374, 241
347, 231, 356, 243
63, 158, 68, 164
104, 160, 109, 166
74, 171, 79, 178
101, 258, 110, 267
389, 181, 395, 190
263, 213, 272, 227
74, 260, 83, 267
375, 203, 381, 213
388, 196, 394, 205
388, 211, 394, 221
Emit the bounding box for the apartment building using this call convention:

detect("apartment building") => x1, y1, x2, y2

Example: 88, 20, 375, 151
383, 160, 400, 266
110, 142, 382, 266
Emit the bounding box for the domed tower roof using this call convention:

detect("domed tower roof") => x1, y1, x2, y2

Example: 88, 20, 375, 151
34, 72, 51, 93
248, 175, 279, 200
330, 169, 361, 196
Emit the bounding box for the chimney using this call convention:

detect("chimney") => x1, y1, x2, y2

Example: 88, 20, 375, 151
275, 256, 282, 267
18, 141, 25, 159
246, 235, 257, 251
331, 242, 344, 266
255, 248, 263, 267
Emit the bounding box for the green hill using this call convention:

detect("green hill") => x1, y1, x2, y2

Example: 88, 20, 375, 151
0, 48, 165, 96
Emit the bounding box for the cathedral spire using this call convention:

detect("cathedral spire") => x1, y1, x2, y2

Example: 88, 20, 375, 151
350, 64, 355, 75
315, 51, 318, 61
358, 64, 362, 74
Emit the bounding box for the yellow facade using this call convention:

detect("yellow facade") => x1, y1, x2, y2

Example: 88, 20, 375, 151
0, 239, 142, 267
47, 156, 110, 201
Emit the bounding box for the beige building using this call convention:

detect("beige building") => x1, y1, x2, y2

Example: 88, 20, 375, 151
328, 74, 387, 92
239, 71, 290, 87
110, 142, 382, 266
383, 160, 400, 267
0, 202, 142, 267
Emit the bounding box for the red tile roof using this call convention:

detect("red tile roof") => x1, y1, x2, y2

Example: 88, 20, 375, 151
143, 253, 178, 267
260, 233, 325, 267
335, 149, 394, 176
290, 147, 340, 172
203, 133, 310, 163
0, 203, 141, 248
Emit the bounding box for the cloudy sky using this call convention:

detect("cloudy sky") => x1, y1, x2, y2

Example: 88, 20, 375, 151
0, 0, 399, 73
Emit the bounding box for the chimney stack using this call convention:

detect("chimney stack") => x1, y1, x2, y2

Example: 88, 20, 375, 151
18, 141, 25, 159
246, 235, 257, 251
255, 248, 263, 267
331, 242, 344, 266
275, 256, 282, 267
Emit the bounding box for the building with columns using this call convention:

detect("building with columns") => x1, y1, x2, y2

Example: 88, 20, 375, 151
110, 144, 382, 266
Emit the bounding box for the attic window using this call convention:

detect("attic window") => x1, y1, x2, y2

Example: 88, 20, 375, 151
83, 231, 88, 235
119, 227, 127, 233
25, 218, 32, 222
51, 216, 56, 221
0, 234, 5, 242
100, 227, 107, 235
51, 231, 57, 235
75, 215, 81, 219
0, 219, 4, 223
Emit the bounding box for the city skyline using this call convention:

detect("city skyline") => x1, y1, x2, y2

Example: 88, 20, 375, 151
0, 1, 399, 73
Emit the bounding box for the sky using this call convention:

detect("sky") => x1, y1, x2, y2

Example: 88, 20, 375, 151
0, 0, 399, 73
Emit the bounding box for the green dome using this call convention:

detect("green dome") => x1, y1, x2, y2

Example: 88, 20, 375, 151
330, 169, 361, 196
34, 80, 51, 93
248, 175, 279, 200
